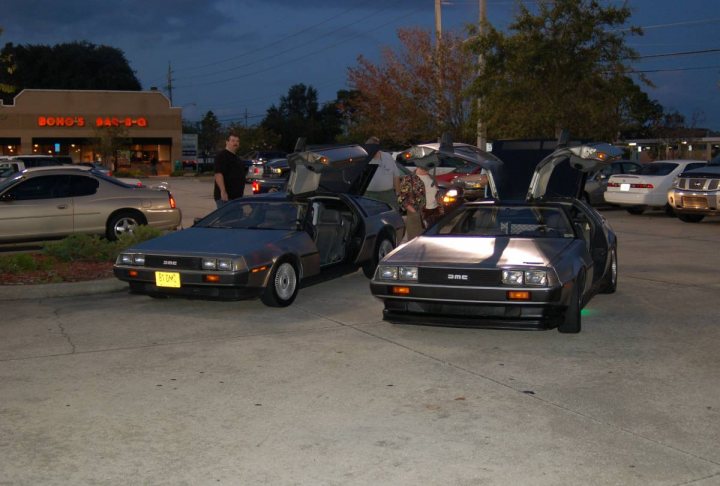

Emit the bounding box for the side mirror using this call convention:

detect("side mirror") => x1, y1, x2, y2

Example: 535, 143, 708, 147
192, 217, 202, 226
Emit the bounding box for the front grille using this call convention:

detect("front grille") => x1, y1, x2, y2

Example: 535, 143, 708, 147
681, 196, 709, 209
709, 179, 720, 190
419, 267, 502, 286
144, 255, 203, 270
688, 178, 707, 190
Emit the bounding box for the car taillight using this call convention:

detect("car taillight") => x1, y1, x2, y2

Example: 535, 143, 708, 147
607, 182, 620, 187
169, 193, 176, 209
108, 171, 113, 176
252, 181, 260, 194
631, 183, 654, 189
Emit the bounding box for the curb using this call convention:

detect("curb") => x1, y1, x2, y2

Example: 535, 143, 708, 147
0, 278, 127, 301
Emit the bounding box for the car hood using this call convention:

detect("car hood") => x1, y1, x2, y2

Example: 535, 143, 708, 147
127, 227, 295, 256
384, 236, 574, 267
526, 143, 623, 200
286, 144, 377, 197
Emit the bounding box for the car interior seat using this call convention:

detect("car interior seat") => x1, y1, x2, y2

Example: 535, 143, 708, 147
314, 204, 346, 265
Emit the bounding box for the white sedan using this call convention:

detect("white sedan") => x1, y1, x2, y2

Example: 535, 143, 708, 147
604, 160, 706, 215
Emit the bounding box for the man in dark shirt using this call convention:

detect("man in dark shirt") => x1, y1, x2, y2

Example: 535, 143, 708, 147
213, 133, 245, 208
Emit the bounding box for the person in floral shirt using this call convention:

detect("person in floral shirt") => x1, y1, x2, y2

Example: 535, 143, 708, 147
397, 166, 444, 240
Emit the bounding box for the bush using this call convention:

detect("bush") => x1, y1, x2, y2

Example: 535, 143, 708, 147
44, 234, 117, 262
43, 226, 164, 263
114, 225, 163, 251
0, 253, 52, 273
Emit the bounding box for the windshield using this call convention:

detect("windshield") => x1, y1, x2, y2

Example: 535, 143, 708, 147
428, 205, 574, 238
0, 164, 16, 178
197, 200, 305, 230
637, 163, 678, 176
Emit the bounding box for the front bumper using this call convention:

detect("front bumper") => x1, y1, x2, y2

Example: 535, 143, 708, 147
113, 266, 266, 300
667, 189, 720, 215
370, 281, 567, 330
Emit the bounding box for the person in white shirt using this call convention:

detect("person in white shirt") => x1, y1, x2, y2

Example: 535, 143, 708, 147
364, 136, 402, 209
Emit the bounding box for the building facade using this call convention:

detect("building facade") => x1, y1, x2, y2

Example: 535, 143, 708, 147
0, 89, 182, 175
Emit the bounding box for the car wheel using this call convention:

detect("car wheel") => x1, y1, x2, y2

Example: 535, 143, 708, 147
664, 203, 676, 217
558, 272, 584, 334
678, 213, 705, 223
626, 207, 644, 215
106, 211, 144, 241
599, 248, 617, 294
362, 236, 395, 279
261, 260, 299, 307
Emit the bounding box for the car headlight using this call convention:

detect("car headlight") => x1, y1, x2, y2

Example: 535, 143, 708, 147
463, 180, 484, 189
202, 258, 233, 271
377, 265, 418, 281
524, 270, 548, 286
502, 270, 524, 285
378, 265, 398, 280
272, 168, 282, 174
502, 269, 548, 286
118, 253, 145, 265
399, 266, 418, 280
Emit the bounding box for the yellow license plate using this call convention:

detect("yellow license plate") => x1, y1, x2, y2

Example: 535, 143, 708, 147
155, 271, 181, 288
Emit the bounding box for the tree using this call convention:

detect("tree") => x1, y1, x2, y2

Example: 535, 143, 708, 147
0, 41, 141, 104
467, 0, 646, 140
261, 83, 343, 151
198, 111, 223, 157
225, 123, 282, 156
0, 28, 15, 96
91, 125, 130, 172
347, 27, 477, 145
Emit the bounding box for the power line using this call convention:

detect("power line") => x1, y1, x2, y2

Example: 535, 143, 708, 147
628, 65, 720, 74
178, 3, 405, 83
634, 48, 720, 60
172, 6, 360, 74
174, 6, 425, 90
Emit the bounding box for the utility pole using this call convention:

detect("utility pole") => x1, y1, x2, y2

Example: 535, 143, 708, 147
165, 62, 174, 105
476, 0, 487, 150
434, 0, 443, 135
434, 0, 442, 44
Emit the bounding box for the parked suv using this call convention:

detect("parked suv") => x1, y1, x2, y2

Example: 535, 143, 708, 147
0, 155, 64, 181
667, 155, 720, 222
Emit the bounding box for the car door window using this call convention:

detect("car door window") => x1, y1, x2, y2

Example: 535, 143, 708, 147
69, 175, 99, 197
7, 175, 70, 200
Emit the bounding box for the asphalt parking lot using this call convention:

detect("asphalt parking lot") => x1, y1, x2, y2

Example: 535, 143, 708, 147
1, 177, 719, 485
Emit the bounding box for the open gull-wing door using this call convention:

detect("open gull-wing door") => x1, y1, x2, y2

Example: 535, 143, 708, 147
286, 141, 376, 197
526, 142, 623, 200
399, 133, 502, 198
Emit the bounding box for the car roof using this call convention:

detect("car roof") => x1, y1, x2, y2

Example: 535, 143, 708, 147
22, 165, 92, 174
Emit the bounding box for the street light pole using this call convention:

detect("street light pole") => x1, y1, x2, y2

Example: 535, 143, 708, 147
476, 0, 487, 150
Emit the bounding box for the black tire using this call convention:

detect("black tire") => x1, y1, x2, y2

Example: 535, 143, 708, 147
664, 203, 676, 217
626, 207, 644, 215
678, 213, 705, 223
362, 235, 395, 279
261, 260, 299, 307
558, 272, 584, 334
106, 211, 144, 241
599, 248, 618, 294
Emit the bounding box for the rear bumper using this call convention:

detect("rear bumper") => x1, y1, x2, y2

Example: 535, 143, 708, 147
604, 191, 665, 207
